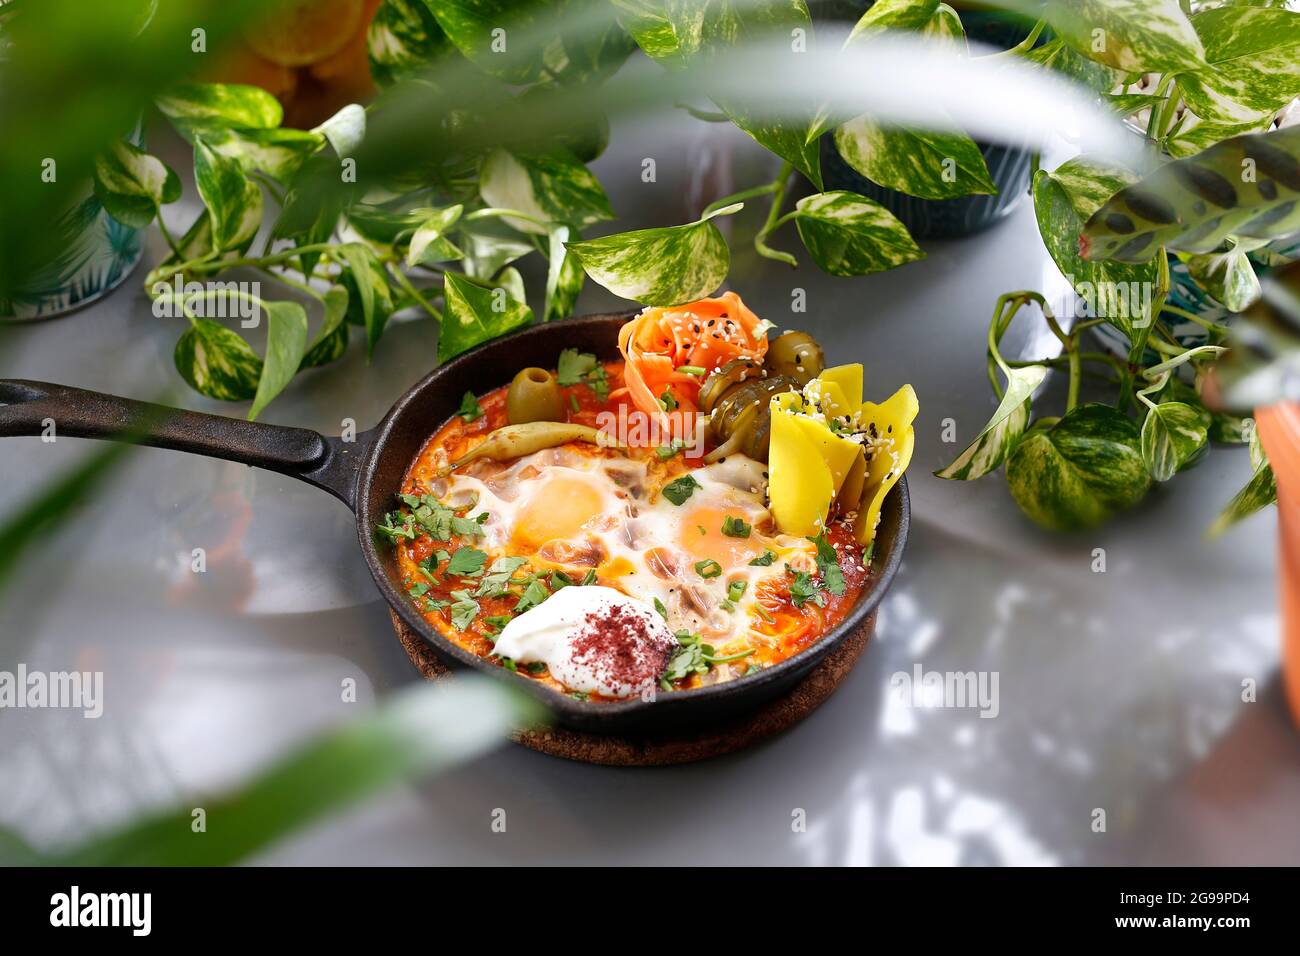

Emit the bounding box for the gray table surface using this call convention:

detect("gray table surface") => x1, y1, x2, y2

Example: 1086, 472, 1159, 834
2, 114, 1297, 867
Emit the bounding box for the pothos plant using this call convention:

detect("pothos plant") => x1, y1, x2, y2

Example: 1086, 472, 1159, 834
89, 0, 1025, 421
935, 0, 1300, 534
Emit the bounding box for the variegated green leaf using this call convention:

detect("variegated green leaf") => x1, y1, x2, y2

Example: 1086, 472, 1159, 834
368, 0, 450, 88
1006, 403, 1151, 531
174, 319, 262, 402
1209, 443, 1276, 537
302, 286, 351, 369
615, 0, 823, 187
312, 104, 366, 159
793, 190, 924, 276
1080, 126, 1300, 262
1045, 0, 1204, 73
338, 243, 394, 356
406, 204, 465, 268
1177, 5, 1300, 127
922, 3, 965, 50
1182, 244, 1261, 311
249, 301, 309, 421
92, 140, 180, 228
431, 0, 561, 85
833, 117, 995, 200
936, 398, 1031, 481
458, 217, 534, 280
1034, 157, 1158, 343
199, 126, 323, 186
156, 83, 282, 137
478, 149, 613, 235
1141, 400, 1210, 481
1021, 37, 1120, 94
937, 361, 1047, 481
1165, 111, 1277, 159
440, 271, 534, 362
1104, 92, 1165, 120
565, 203, 740, 306
193, 136, 263, 252
544, 224, 584, 323
845, 0, 939, 41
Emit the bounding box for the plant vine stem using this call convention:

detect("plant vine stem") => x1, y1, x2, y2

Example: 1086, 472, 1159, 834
463, 207, 550, 229
702, 181, 779, 217
1145, 74, 1175, 145
185, 242, 338, 275
1120, 248, 1170, 410
387, 264, 442, 322
754, 162, 796, 267
256, 267, 323, 303
1012, 18, 1046, 54
1161, 303, 1229, 333
156, 212, 183, 260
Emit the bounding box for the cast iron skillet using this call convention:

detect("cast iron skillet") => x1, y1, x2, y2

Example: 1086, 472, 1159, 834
0, 312, 909, 734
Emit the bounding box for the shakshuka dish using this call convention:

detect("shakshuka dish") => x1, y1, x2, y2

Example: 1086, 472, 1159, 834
378, 292, 917, 702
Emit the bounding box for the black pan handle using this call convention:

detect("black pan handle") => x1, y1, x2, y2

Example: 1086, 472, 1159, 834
0, 380, 365, 510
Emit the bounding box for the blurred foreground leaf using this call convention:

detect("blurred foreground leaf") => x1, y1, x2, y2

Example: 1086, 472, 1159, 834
1, 677, 541, 866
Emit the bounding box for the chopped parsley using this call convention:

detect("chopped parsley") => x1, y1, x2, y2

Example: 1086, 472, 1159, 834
557, 348, 608, 399
549, 570, 575, 590
660, 630, 756, 690
656, 439, 686, 460
449, 590, 480, 630
376, 511, 417, 542
482, 614, 514, 636
810, 534, 847, 597
473, 556, 527, 598
748, 549, 777, 567
694, 559, 723, 579
721, 515, 751, 538
514, 577, 551, 614
523, 661, 547, 675
445, 546, 488, 576
557, 348, 598, 385
788, 569, 826, 609
661, 474, 701, 506
456, 391, 484, 422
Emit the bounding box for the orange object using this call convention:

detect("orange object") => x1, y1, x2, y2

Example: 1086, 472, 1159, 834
206, 0, 380, 129
1253, 403, 1300, 729
245, 0, 364, 68
616, 292, 769, 432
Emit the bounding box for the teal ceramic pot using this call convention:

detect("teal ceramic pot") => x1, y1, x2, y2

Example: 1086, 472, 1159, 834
1090, 241, 1300, 358
0, 187, 143, 322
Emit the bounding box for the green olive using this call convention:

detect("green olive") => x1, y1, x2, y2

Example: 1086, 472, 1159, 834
765, 331, 825, 384
506, 367, 565, 424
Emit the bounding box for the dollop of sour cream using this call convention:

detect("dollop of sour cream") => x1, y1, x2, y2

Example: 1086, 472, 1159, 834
492, 586, 678, 698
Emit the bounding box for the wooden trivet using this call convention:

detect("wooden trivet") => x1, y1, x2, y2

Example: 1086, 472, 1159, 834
390, 610, 873, 766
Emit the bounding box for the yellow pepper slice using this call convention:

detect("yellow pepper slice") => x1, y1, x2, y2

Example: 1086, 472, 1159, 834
854, 384, 919, 544
768, 401, 835, 537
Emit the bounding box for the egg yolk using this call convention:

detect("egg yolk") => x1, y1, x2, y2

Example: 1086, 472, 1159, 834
512, 477, 605, 549
680, 507, 762, 567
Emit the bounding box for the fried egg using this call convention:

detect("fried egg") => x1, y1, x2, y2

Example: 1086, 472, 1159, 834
436, 444, 818, 650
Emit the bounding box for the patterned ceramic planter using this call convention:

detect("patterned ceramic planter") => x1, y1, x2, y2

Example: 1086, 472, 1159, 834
820, 135, 1035, 239
0, 185, 143, 322
815, 6, 1039, 239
